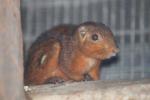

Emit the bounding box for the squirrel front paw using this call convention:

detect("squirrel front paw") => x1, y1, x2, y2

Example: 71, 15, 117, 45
83, 74, 93, 81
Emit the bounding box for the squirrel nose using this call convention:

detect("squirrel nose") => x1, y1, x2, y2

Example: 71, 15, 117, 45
104, 44, 119, 54
111, 48, 119, 54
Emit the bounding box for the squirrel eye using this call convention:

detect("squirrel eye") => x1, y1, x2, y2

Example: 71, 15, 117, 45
91, 34, 99, 41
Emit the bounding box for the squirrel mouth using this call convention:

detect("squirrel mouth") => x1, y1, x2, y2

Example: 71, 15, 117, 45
106, 53, 117, 59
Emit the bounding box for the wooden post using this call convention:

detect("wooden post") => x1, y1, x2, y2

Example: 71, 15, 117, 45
0, 0, 26, 99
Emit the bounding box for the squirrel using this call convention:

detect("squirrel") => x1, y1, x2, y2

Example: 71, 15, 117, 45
24, 22, 119, 85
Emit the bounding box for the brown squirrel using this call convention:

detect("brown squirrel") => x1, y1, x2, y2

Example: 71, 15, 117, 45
24, 22, 119, 85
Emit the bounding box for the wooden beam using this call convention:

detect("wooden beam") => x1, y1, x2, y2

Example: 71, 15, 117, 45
26, 79, 150, 100
0, 0, 26, 99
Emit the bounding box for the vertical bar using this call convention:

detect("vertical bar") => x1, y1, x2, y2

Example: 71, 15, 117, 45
120, 0, 125, 79
46, 0, 54, 29
26, 1, 33, 36
63, 1, 70, 23
96, 0, 103, 23
25, 1, 35, 51
86, 0, 92, 21
25, 1, 35, 48
102, 0, 109, 24
72, 0, 80, 24
139, 0, 145, 78
53, 0, 61, 25
101, 0, 109, 79
110, 0, 116, 31
91, 0, 98, 22
69, 0, 74, 24
52, 0, 56, 26
59, 1, 64, 24
35, 0, 41, 35
81, 0, 89, 22
78, 0, 83, 23
130, 0, 136, 79
110, 0, 118, 79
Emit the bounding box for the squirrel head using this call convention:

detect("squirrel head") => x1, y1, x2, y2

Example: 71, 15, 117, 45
74, 22, 119, 60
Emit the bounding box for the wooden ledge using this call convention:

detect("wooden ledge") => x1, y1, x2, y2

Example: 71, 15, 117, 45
25, 79, 150, 100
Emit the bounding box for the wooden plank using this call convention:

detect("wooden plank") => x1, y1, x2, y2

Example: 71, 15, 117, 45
26, 79, 150, 100
0, 0, 26, 99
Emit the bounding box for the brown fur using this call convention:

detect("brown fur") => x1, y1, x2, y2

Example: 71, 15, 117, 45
25, 22, 119, 85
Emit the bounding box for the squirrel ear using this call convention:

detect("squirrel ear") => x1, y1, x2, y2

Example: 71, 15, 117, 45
78, 26, 87, 42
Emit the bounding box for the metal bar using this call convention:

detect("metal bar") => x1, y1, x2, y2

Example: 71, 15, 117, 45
72, 1, 81, 24
139, 0, 145, 78
109, 0, 117, 79
45, 3, 51, 29
35, 0, 42, 36
130, 0, 136, 79
53, 0, 61, 25
90, 0, 98, 22
25, 2, 34, 35
81, 0, 89, 22
102, 0, 109, 24
25, 1, 36, 51
46, 0, 55, 29
120, 0, 125, 79
63, 1, 70, 23
102, 0, 110, 79
110, 0, 116, 31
